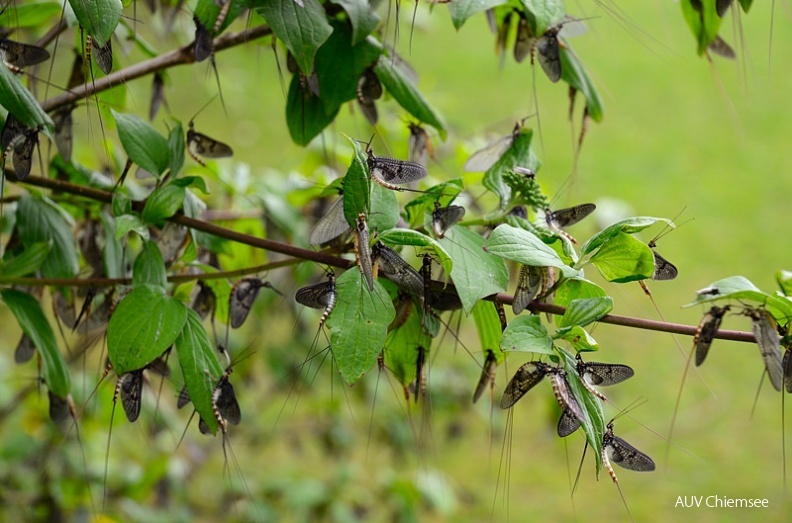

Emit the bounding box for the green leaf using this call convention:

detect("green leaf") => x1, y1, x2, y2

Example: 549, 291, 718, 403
174, 309, 224, 436
520, 0, 565, 35
1, 289, 70, 397
385, 300, 431, 386
588, 232, 654, 283
112, 192, 132, 217
327, 268, 396, 384
483, 224, 581, 278
472, 300, 505, 363
378, 228, 453, 277
777, 271, 792, 297
133, 241, 167, 291
195, 0, 247, 35
115, 214, 150, 240
738, 0, 752, 12
107, 286, 188, 375
0, 64, 55, 133
141, 184, 186, 224
554, 278, 606, 308
558, 348, 604, 475
68, 0, 122, 47
555, 325, 600, 352
558, 297, 613, 328
342, 135, 371, 224
680, 0, 723, 55
500, 315, 553, 355
449, 0, 508, 30
285, 74, 338, 146
329, 0, 380, 45
99, 213, 124, 279
16, 196, 78, 279
168, 122, 185, 176
257, 0, 333, 75
0, 241, 51, 277
172, 176, 209, 194
581, 216, 674, 256
112, 110, 170, 176
483, 129, 540, 208
368, 180, 399, 233
682, 276, 792, 322
559, 43, 605, 123
0, 2, 62, 28
374, 58, 447, 140
439, 226, 509, 314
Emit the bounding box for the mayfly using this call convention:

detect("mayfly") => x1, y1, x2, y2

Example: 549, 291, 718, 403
743, 307, 783, 391
408, 346, 427, 403
357, 67, 382, 126
408, 122, 433, 166
365, 141, 428, 191
193, 15, 214, 63
646, 219, 681, 282
228, 277, 279, 329
52, 104, 77, 162
191, 280, 217, 321
10, 126, 40, 180
14, 333, 35, 364
149, 72, 166, 121
472, 349, 498, 403
693, 305, 730, 366
431, 201, 465, 239
187, 114, 233, 167
463, 120, 523, 173
0, 37, 50, 67
558, 355, 635, 437
116, 369, 144, 423
601, 419, 656, 483
500, 361, 584, 426
371, 241, 424, 298
544, 203, 596, 244
512, 264, 543, 315
199, 367, 242, 435
513, 13, 535, 63
708, 35, 736, 60
533, 17, 589, 83
295, 271, 337, 329
354, 213, 375, 291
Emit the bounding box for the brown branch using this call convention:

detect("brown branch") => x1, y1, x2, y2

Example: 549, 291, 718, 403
40, 24, 273, 113
6, 173, 757, 345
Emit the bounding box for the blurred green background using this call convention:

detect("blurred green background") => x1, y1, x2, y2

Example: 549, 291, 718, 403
2, 1, 792, 522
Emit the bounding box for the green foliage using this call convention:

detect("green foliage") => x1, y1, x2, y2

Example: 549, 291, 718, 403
67, 0, 122, 47
0, 64, 54, 132
112, 110, 170, 177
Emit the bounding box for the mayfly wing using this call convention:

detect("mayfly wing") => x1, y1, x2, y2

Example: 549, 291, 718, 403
410, 346, 427, 403
150, 72, 166, 121
717, 0, 733, 16
408, 122, 433, 166
557, 407, 581, 438
177, 384, 191, 409
52, 104, 77, 162
431, 202, 466, 239
229, 278, 268, 329
193, 15, 213, 63
187, 123, 233, 160
12, 127, 39, 180
472, 349, 498, 403
354, 213, 375, 291
295, 272, 337, 328
91, 37, 113, 74
356, 67, 382, 126
48, 391, 71, 424
708, 35, 736, 59
366, 149, 428, 189
783, 344, 792, 393
650, 250, 678, 281
0, 38, 50, 67
512, 264, 543, 315
500, 361, 549, 409
14, 333, 36, 364
745, 308, 783, 391
602, 422, 656, 478
513, 14, 536, 63
576, 354, 635, 386
213, 374, 242, 427
309, 196, 351, 246
463, 123, 520, 172
371, 242, 424, 298
119, 370, 145, 423
535, 26, 562, 82
191, 280, 217, 321
1, 112, 26, 150
546, 203, 596, 229
693, 305, 729, 366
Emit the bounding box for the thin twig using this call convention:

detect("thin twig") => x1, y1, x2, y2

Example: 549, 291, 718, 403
6, 173, 757, 345
40, 24, 273, 113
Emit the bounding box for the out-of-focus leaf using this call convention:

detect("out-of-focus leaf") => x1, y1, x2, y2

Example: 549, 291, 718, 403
17, 196, 78, 278
472, 300, 505, 363
0, 241, 51, 277
141, 184, 186, 224
449, 0, 508, 30
329, 0, 380, 44
559, 44, 604, 122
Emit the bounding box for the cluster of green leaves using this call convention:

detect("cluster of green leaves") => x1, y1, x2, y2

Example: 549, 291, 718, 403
680, 0, 752, 55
